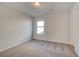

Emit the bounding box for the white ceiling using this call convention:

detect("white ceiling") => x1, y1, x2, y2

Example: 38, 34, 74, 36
1, 2, 75, 17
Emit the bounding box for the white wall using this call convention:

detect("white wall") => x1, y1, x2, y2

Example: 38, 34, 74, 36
70, 3, 79, 56
32, 17, 46, 40
33, 11, 71, 44
0, 4, 32, 52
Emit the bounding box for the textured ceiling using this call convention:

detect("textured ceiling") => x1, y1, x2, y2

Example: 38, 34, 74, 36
1, 2, 75, 17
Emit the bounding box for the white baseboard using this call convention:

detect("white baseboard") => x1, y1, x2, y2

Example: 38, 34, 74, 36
0, 39, 31, 52
33, 38, 72, 45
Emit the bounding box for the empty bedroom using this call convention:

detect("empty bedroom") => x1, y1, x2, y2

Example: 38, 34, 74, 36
0, 2, 79, 57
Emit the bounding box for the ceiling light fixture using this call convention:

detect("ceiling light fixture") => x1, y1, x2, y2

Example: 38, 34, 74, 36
32, 2, 41, 8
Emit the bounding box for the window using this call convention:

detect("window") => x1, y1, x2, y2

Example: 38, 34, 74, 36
37, 21, 44, 34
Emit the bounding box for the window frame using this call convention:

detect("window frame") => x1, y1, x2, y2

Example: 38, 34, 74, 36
36, 20, 44, 34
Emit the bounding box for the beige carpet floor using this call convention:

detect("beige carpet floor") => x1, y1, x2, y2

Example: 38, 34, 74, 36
0, 40, 78, 57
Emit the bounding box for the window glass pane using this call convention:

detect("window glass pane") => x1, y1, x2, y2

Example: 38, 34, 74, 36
37, 21, 44, 26
37, 27, 44, 34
